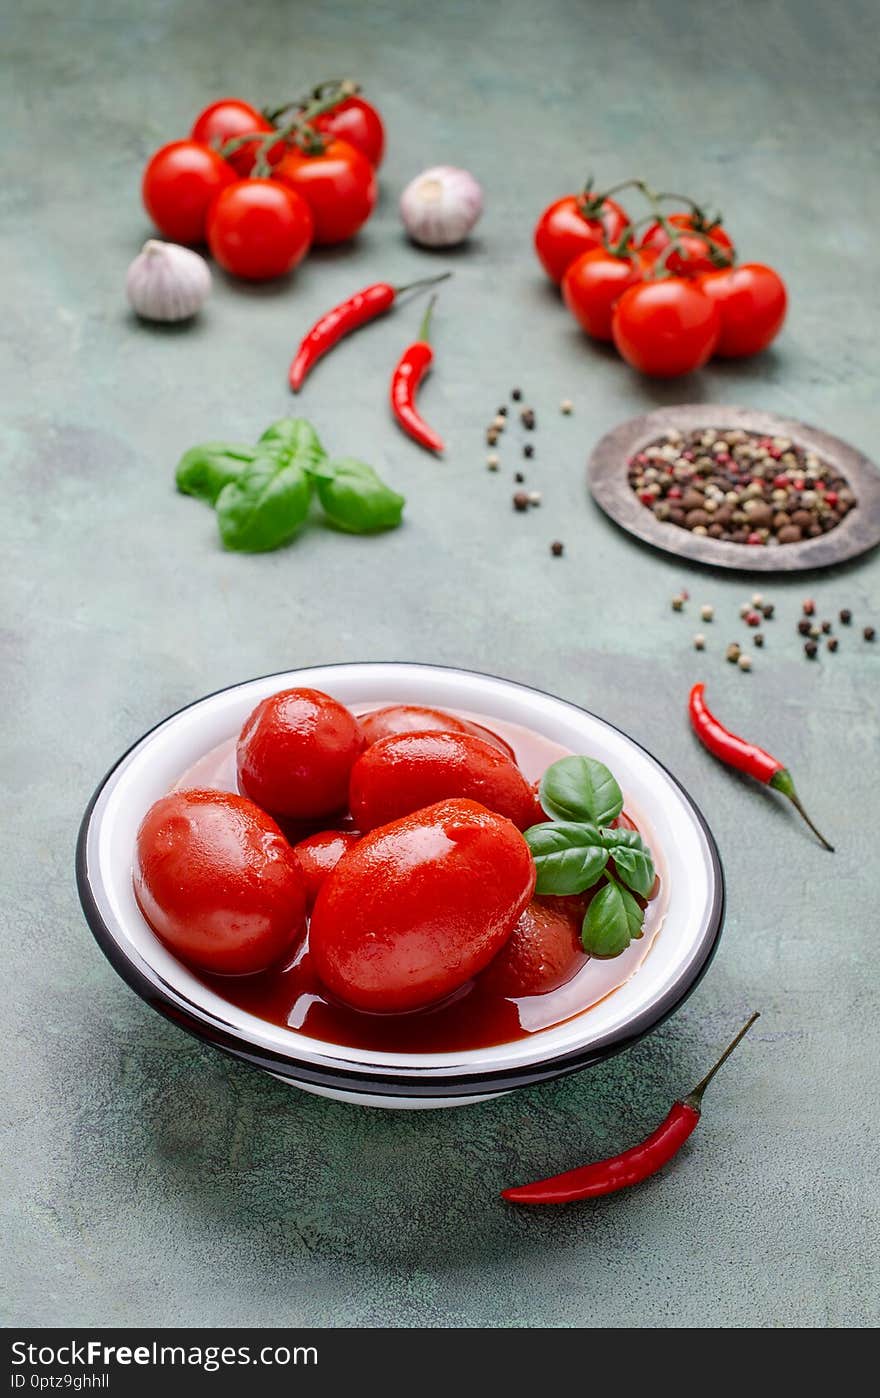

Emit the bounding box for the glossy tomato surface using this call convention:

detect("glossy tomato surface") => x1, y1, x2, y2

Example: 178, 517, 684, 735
207, 179, 313, 280
638, 212, 734, 276
274, 139, 376, 244
612, 278, 720, 377
349, 730, 536, 832
562, 247, 656, 341
310, 798, 536, 1012
237, 688, 364, 819
134, 789, 306, 975
358, 704, 515, 761
314, 96, 385, 167
293, 829, 360, 908
190, 98, 280, 175
699, 263, 787, 357
533, 194, 628, 284
141, 140, 235, 245
480, 895, 588, 998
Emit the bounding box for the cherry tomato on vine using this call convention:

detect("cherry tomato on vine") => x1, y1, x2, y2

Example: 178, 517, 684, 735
699, 263, 787, 357
141, 140, 235, 245
562, 247, 658, 341
638, 212, 734, 277
533, 194, 629, 284
313, 96, 385, 167
612, 278, 720, 377
274, 138, 377, 245
207, 179, 314, 280
190, 98, 282, 175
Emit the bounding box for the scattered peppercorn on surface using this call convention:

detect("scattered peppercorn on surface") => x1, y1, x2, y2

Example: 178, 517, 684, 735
4, 0, 879, 1333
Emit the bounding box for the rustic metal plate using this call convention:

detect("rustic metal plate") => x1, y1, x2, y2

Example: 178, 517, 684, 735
588, 404, 880, 572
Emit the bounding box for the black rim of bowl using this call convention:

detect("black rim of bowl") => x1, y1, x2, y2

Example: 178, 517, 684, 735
76, 663, 726, 1100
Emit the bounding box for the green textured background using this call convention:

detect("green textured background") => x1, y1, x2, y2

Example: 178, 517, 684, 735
3, 0, 878, 1328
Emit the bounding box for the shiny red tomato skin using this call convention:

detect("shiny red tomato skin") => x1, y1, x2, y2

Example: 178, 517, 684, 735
481, 895, 588, 997
638, 213, 734, 277
612, 278, 720, 377
274, 139, 376, 244
314, 96, 385, 167
562, 247, 656, 341
142, 140, 236, 245
237, 688, 365, 820
134, 789, 306, 975
533, 195, 629, 284
207, 179, 313, 280
358, 705, 516, 761
293, 829, 360, 908
349, 730, 537, 833
310, 798, 536, 1012
699, 263, 787, 357
190, 98, 281, 175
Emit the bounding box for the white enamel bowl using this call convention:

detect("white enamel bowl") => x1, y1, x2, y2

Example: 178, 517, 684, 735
77, 664, 724, 1108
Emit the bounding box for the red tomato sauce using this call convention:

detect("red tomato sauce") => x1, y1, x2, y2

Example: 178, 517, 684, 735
174, 706, 665, 1053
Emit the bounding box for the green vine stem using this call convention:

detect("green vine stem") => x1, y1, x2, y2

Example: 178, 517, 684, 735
220, 78, 357, 174
583, 175, 735, 277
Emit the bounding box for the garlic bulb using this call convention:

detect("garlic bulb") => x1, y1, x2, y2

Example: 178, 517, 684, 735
126, 240, 212, 322
399, 166, 483, 248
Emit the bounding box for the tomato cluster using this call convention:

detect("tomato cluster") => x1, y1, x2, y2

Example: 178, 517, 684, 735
141, 90, 383, 280
535, 183, 787, 377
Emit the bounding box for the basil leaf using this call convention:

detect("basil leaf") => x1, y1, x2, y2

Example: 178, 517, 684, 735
215, 455, 312, 552
581, 879, 644, 957
539, 756, 624, 827
316, 458, 405, 534
524, 822, 609, 895
175, 443, 258, 505
258, 418, 326, 470
600, 827, 656, 897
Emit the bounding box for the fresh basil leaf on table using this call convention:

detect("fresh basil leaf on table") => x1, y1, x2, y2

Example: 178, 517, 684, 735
315, 457, 406, 533
539, 755, 624, 827
524, 821, 609, 895
600, 826, 656, 897
259, 417, 326, 470
581, 878, 645, 956
175, 443, 258, 505
216, 456, 313, 552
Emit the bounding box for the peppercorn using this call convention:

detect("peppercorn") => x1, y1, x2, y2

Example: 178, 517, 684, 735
700, 604, 714, 622
739, 603, 751, 619
726, 642, 741, 663
521, 408, 536, 430
803, 599, 815, 616
486, 428, 498, 446
761, 603, 775, 620
514, 471, 525, 484
805, 639, 818, 658
738, 654, 752, 672
493, 415, 506, 431
511, 388, 522, 401
840, 608, 852, 624
550, 540, 564, 557
751, 592, 763, 606
821, 620, 832, 634
523, 444, 534, 459
827, 636, 839, 652
797, 619, 812, 636
528, 491, 542, 506
513, 491, 530, 512
694, 633, 706, 650
560, 399, 573, 415
809, 624, 821, 639
497, 406, 508, 417
746, 610, 761, 627
487, 453, 500, 471
865, 626, 876, 641
672, 595, 685, 612
754, 633, 764, 647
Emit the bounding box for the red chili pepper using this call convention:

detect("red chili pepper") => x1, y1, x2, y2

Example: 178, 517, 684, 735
390, 295, 444, 454
688, 682, 833, 851
502, 1012, 759, 1206
289, 272, 450, 392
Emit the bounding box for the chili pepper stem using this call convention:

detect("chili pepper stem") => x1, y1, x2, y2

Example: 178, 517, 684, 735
417, 294, 438, 344
682, 1011, 760, 1113
769, 769, 834, 852
394, 271, 452, 296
